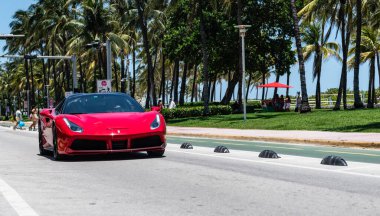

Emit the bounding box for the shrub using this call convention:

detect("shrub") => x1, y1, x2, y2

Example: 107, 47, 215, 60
161, 105, 232, 119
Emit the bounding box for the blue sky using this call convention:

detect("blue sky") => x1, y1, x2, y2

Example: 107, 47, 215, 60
0, 0, 373, 100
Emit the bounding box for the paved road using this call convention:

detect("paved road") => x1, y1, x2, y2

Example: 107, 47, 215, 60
167, 136, 380, 164
0, 128, 380, 216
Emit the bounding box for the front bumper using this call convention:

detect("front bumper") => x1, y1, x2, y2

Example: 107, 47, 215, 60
57, 132, 166, 155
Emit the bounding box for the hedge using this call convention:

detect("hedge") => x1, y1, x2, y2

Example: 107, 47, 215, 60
161, 105, 232, 119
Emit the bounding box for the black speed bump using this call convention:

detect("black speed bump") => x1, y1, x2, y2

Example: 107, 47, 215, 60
214, 146, 230, 153
259, 150, 281, 159
180, 142, 193, 149
321, 155, 348, 166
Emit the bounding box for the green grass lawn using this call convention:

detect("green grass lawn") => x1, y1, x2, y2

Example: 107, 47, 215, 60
167, 109, 380, 132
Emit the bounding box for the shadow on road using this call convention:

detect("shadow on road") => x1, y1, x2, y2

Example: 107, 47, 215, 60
38, 152, 165, 162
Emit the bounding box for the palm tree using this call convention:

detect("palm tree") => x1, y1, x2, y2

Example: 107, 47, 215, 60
348, 27, 380, 108
353, 0, 364, 108
299, 0, 354, 110
302, 21, 340, 109
291, 0, 311, 113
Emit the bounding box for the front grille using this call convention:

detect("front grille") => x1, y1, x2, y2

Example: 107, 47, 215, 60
112, 140, 127, 150
131, 136, 163, 149
70, 140, 107, 150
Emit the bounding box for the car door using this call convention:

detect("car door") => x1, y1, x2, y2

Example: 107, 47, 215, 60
41, 100, 65, 148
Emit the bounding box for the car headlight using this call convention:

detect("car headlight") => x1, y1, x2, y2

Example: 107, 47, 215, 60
63, 118, 83, 133
150, 114, 161, 130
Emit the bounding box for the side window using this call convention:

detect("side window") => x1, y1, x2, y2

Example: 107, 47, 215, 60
55, 99, 65, 115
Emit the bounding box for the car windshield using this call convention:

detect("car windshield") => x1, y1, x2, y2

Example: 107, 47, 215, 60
63, 94, 144, 114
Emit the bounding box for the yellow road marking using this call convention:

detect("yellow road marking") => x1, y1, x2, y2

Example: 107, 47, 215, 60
218, 142, 247, 146
316, 150, 380, 157
257, 145, 303, 151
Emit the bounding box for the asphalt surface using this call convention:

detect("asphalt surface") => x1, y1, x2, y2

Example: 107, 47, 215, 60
0, 127, 380, 216
167, 136, 380, 164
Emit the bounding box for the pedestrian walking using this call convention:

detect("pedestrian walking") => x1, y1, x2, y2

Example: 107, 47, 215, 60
13, 109, 22, 130
29, 108, 38, 131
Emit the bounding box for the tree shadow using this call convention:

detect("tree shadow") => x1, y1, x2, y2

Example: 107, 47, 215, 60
327, 122, 380, 132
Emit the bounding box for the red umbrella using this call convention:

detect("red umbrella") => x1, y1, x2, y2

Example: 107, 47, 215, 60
258, 82, 293, 88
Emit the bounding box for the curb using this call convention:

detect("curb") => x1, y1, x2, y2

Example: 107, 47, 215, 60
167, 132, 380, 149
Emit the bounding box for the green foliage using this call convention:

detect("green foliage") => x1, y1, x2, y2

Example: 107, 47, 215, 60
167, 109, 380, 133
161, 105, 232, 119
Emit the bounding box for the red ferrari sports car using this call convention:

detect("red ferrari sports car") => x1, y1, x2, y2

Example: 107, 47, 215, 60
38, 93, 166, 160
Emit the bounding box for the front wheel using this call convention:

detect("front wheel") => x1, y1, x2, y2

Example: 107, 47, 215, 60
52, 126, 64, 161
147, 150, 165, 157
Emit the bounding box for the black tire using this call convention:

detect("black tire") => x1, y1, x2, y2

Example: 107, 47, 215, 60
52, 125, 64, 161
147, 150, 165, 157
38, 120, 48, 155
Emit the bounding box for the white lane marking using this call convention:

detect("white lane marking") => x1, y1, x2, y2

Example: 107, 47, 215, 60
218, 142, 247, 146
0, 178, 39, 216
167, 149, 380, 179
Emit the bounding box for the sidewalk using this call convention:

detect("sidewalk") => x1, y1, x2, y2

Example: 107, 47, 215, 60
167, 126, 380, 148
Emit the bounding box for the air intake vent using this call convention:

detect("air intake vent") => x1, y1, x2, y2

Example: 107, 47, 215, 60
131, 136, 162, 149
112, 140, 127, 150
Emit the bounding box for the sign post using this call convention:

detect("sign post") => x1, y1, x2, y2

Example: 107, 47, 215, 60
97, 80, 112, 93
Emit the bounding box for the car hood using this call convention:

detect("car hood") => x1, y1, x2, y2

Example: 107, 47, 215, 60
64, 112, 161, 135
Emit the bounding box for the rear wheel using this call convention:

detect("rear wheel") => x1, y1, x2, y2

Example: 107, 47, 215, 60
52, 126, 64, 161
147, 150, 165, 157
38, 120, 48, 155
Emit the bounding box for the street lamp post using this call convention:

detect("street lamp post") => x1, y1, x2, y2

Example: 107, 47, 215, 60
234, 25, 251, 121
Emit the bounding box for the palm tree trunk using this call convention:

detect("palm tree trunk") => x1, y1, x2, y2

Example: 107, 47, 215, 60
367, 57, 375, 108
200, 3, 210, 115
237, 0, 243, 108
121, 55, 125, 93
290, 0, 311, 113
170, 62, 175, 100
315, 52, 322, 109
137, 0, 156, 107
52, 40, 58, 102
343, 22, 351, 110
286, 71, 290, 96
179, 62, 188, 105
161, 52, 166, 105
377, 52, 380, 89
316, 68, 321, 109
191, 65, 197, 103
246, 73, 252, 103
173, 59, 179, 103
30, 61, 35, 107
334, 7, 348, 110
221, 67, 239, 104
261, 70, 266, 101
273, 72, 280, 98
40, 43, 46, 107
79, 58, 85, 93
113, 59, 119, 92
132, 44, 136, 98
353, 0, 364, 108
24, 59, 30, 113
